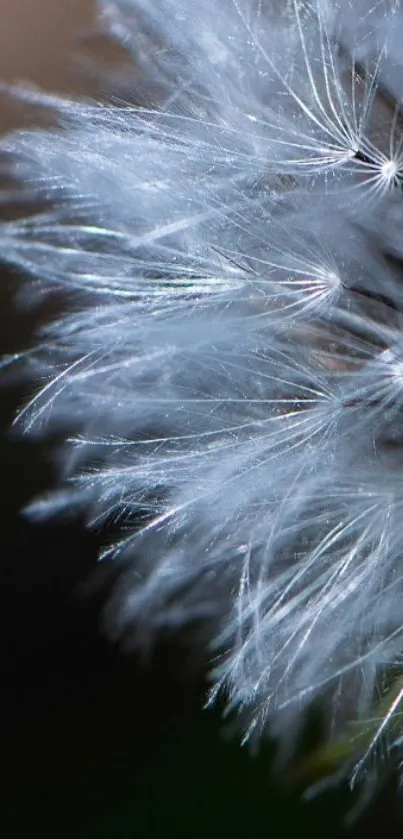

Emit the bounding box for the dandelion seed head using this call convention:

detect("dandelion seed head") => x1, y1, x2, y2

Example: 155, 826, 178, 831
3, 0, 403, 796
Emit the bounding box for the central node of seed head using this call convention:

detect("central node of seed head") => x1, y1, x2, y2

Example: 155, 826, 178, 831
326, 270, 341, 290
317, 268, 341, 297
383, 348, 403, 383
381, 159, 398, 184
391, 359, 403, 383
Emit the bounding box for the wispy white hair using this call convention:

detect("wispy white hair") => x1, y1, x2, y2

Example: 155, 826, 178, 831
3, 0, 403, 785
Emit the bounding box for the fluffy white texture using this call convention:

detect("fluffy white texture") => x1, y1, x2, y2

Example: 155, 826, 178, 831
3, 0, 403, 783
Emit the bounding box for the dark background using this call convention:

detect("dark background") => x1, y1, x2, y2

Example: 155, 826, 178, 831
0, 2, 402, 835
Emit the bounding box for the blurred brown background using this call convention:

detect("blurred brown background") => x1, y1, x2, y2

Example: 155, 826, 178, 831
0, 0, 95, 129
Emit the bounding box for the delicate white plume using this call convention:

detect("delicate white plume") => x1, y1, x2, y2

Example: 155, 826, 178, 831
3, 0, 403, 785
